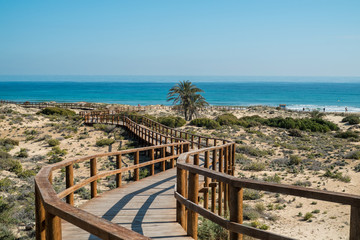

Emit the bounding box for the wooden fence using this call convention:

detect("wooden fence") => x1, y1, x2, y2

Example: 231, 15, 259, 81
0, 100, 96, 110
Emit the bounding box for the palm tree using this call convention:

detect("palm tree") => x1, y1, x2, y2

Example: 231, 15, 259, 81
167, 80, 208, 120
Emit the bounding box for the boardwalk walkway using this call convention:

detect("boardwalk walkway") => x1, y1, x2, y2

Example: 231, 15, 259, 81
62, 168, 193, 240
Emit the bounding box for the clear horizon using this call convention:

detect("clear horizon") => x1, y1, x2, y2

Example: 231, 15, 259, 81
1, 1, 360, 76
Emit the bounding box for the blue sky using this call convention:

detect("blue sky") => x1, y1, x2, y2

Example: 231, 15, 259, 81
0, 0, 359, 76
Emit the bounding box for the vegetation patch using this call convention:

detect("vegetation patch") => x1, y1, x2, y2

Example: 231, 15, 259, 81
323, 169, 351, 183
96, 138, 115, 147
47, 138, 60, 146
39, 107, 76, 117
334, 131, 359, 139
0, 138, 19, 152
216, 113, 239, 125
157, 116, 186, 128
190, 118, 220, 129
345, 151, 360, 160
342, 115, 360, 125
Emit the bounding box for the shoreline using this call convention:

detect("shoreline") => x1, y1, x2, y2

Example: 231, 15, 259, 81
2, 99, 360, 113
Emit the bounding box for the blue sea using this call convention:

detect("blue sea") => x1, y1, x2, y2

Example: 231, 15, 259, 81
0, 76, 360, 112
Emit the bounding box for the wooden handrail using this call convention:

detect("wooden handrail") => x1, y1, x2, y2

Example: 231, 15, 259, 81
35, 115, 190, 240
175, 143, 360, 240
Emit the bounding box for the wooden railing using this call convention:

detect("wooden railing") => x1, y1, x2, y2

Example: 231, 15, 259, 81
0, 100, 97, 110
36, 110, 360, 240
35, 115, 190, 240
175, 145, 360, 240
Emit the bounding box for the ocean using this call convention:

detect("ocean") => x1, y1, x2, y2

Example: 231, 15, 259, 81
0, 75, 360, 112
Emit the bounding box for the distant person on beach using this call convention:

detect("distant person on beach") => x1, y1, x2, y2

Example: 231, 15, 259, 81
345, 107, 348, 112
323, 108, 325, 112
303, 107, 305, 111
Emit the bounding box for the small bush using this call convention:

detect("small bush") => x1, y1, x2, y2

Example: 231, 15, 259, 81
293, 180, 311, 187
342, 115, 360, 125
96, 138, 115, 147
335, 131, 359, 139
323, 169, 351, 182
304, 212, 313, 221
190, 118, 220, 129
289, 155, 302, 165
243, 162, 266, 171
288, 129, 303, 137
157, 116, 186, 128
39, 107, 76, 117
243, 189, 263, 200
47, 139, 60, 147
345, 151, 360, 160
216, 113, 238, 125
236, 145, 271, 157
198, 216, 228, 240
16, 148, 29, 158
263, 174, 281, 183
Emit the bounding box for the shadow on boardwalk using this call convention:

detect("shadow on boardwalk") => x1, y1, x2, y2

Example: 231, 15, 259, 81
62, 169, 193, 240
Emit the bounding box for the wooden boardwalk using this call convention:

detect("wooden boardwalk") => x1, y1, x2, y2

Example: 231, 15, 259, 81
62, 168, 193, 240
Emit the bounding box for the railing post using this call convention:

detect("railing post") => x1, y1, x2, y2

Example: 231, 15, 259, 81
350, 206, 360, 240
218, 148, 223, 216
229, 186, 243, 240
191, 135, 194, 149
187, 170, 199, 239
45, 211, 62, 240
90, 158, 97, 198
209, 182, 217, 213
134, 151, 139, 181
171, 145, 175, 168
176, 167, 186, 229
224, 146, 229, 213
162, 147, 166, 171
116, 154, 122, 188
150, 148, 155, 175
66, 164, 74, 205
35, 184, 46, 240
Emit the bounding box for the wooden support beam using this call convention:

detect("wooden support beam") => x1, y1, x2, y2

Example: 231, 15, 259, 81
134, 151, 139, 181
90, 158, 97, 198
116, 155, 122, 188
187, 171, 199, 239
66, 164, 74, 205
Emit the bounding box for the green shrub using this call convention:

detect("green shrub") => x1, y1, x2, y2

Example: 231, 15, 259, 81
243, 162, 266, 171
0, 138, 19, 152
190, 118, 220, 129
47, 146, 67, 156
289, 155, 302, 165
265, 117, 338, 132
263, 174, 281, 183
96, 138, 115, 147
0, 178, 14, 192
216, 113, 238, 125
16, 148, 29, 158
47, 139, 60, 146
198, 216, 228, 240
304, 212, 313, 221
236, 145, 271, 157
334, 131, 359, 139
346, 151, 360, 160
288, 129, 302, 137
243, 189, 263, 200
342, 115, 360, 125
157, 116, 186, 128
323, 169, 351, 182
39, 107, 76, 117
